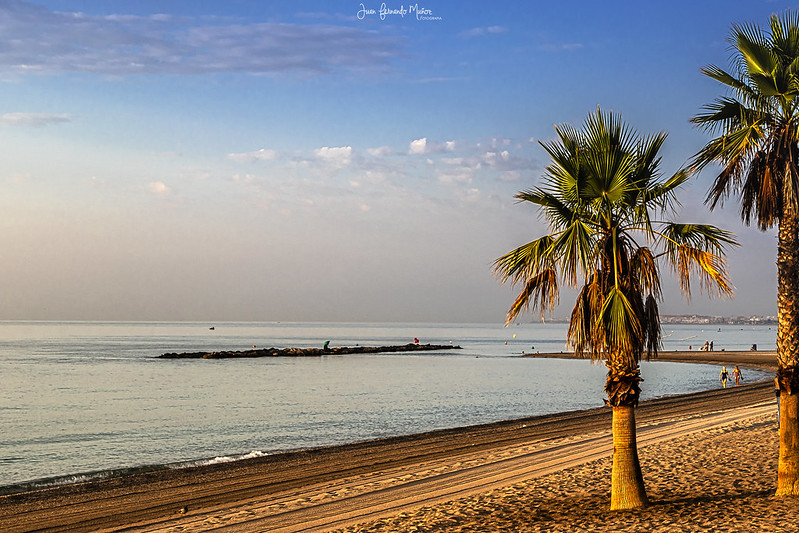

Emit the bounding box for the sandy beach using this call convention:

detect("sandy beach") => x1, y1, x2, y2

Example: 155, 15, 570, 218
0, 350, 786, 532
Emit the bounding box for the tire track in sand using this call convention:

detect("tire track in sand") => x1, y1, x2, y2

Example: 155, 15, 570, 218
121, 402, 775, 533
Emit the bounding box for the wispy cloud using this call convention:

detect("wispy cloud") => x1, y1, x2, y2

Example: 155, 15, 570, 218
0, 1, 404, 76
365, 146, 392, 157
460, 26, 509, 38
537, 42, 583, 52
227, 148, 280, 162
0, 112, 71, 126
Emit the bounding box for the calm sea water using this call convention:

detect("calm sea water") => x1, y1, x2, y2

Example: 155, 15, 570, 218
0, 321, 775, 491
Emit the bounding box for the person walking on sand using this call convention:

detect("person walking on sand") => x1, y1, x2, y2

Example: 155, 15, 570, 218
719, 366, 729, 388
732, 365, 743, 386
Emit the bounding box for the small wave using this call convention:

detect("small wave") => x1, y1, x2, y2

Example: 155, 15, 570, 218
171, 450, 268, 468
0, 450, 270, 496
0, 466, 152, 496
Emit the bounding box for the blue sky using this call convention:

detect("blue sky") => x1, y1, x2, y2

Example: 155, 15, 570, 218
0, 0, 791, 322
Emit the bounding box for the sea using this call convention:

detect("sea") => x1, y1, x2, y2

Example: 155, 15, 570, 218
0, 321, 776, 493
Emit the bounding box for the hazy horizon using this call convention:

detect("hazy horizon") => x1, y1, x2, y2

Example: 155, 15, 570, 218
0, 1, 789, 323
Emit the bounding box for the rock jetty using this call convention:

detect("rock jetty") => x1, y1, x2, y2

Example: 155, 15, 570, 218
159, 343, 461, 359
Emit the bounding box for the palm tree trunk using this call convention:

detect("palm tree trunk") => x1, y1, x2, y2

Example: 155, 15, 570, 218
610, 404, 648, 510
778, 390, 799, 494
776, 206, 799, 496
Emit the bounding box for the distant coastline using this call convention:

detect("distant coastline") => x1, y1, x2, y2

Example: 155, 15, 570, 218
659, 314, 777, 325
535, 315, 777, 326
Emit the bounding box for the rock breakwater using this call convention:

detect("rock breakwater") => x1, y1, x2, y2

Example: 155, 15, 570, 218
159, 343, 461, 359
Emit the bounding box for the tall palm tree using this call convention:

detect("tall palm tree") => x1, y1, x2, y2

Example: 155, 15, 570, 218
495, 109, 736, 510
691, 11, 799, 496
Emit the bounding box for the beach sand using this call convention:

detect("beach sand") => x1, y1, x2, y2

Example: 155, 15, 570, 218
0, 351, 787, 532
336, 412, 788, 533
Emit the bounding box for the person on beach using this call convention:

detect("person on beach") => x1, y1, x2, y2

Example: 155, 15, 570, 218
710, 340, 714, 351
734, 365, 744, 384
719, 366, 729, 388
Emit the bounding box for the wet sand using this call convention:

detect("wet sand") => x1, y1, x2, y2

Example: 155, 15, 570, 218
0, 351, 782, 532
528, 349, 778, 370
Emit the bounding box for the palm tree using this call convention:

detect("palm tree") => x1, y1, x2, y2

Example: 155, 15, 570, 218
495, 109, 736, 510
691, 11, 799, 496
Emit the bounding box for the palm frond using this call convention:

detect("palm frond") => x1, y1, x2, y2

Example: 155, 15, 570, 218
567, 273, 603, 359
630, 247, 662, 301
643, 168, 691, 213
493, 235, 556, 286
690, 97, 760, 136
741, 149, 782, 227
551, 219, 596, 286
643, 295, 661, 360
700, 65, 757, 98
771, 11, 799, 60
660, 223, 737, 300
504, 268, 560, 325
515, 188, 575, 228
669, 245, 735, 300
733, 22, 777, 77
599, 286, 642, 357
660, 223, 739, 253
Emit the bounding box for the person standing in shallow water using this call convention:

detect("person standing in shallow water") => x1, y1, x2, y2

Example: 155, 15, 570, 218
732, 365, 743, 386
719, 366, 729, 388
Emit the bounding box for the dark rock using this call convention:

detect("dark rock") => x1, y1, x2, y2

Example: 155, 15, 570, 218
158, 343, 461, 359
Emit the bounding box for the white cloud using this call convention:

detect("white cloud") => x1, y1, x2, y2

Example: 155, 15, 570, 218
483, 151, 510, 166
227, 148, 280, 162
409, 138, 428, 155
438, 167, 475, 185
0, 112, 71, 126
499, 171, 521, 182
314, 146, 353, 167
409, 137, 456, 155
366, 146, 392, 157
0, 2, 404, 76
148, 181, 170, 195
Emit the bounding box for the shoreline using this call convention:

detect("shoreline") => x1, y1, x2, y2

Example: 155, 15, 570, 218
527, 349, 778, 371
0, 351, 781, 532
3, 350, 775, 496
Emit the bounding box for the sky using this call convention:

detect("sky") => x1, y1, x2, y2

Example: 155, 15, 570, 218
0, 0, 792, 323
